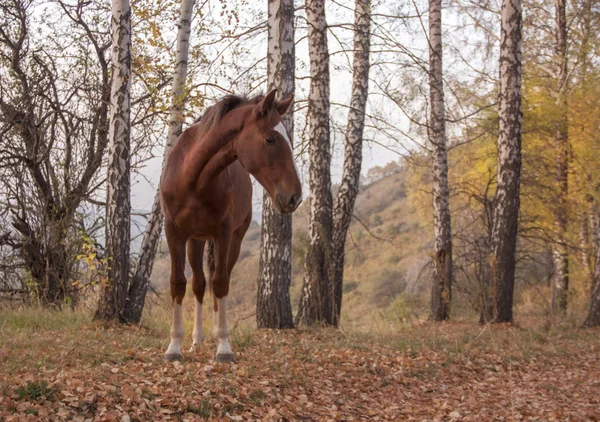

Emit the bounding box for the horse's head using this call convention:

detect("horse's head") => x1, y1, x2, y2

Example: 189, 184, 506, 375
234, 89, 302, 213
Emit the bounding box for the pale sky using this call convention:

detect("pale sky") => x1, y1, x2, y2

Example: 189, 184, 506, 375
129, 0, 421, 213
129, 0, 495, 213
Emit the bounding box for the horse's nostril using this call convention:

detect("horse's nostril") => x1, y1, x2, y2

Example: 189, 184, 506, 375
289, 195, 297, 208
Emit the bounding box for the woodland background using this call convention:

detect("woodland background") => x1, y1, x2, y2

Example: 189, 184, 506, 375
1, 0, 600, 420
1, 0, 599, 326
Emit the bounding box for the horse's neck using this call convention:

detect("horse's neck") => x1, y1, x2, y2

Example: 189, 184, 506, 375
184, 110, 246, 190
195, 133, 236, 188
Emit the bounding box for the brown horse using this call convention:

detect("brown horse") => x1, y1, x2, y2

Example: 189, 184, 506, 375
160, 89, 301, 362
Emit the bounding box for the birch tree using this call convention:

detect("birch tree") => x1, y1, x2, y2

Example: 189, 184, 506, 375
583, 223, 600, 326
256, 0, 295, 329
330, 0, 371, 327
428, 0, 452, 321
481, 0, 523, 324
95, 0, 133, 321
296, 0, 333, 326
122, 0, 196, 324
577, 0, 596, 293
551, 0, 570, 316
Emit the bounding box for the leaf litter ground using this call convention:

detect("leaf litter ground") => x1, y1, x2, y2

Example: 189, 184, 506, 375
1, 314, 599, 421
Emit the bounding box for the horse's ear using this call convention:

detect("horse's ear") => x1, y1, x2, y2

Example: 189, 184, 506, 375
256, 89, 278, 117
276, 94, 294, 116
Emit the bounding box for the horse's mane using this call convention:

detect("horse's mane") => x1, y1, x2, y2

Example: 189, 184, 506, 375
193, 93, 263, 135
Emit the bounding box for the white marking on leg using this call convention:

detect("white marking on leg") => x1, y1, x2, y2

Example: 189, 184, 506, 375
189, 298, 204, 352
165, 302, 183, 357
213, 297, 232, 357
274, 122, 301, 180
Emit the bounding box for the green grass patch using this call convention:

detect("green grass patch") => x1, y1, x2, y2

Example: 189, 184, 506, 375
25, 408, 39, 416
0, 307, 90, 332
231, 326, 254, 351
249, 389, 266, 404
15, 381, 59, 402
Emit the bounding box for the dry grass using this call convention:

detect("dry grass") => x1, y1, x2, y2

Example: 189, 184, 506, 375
1, 306, 599, 420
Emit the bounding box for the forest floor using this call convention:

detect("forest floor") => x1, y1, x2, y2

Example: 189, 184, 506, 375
0, 309, 599, 421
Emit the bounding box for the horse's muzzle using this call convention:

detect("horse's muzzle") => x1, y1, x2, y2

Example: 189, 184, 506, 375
276, 193, 302, 213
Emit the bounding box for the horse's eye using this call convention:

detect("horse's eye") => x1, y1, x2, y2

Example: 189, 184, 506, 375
266, 136, 276, 144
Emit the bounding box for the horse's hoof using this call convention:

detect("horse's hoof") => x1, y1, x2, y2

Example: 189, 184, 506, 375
215, 353, 235, 363
164, 353, 183, 362
188, 345, 201, 353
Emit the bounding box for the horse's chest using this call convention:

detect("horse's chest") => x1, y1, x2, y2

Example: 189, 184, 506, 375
173, 196, 230, 236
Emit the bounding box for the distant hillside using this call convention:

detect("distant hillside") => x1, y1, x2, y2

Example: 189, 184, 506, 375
150, 162, 435, 327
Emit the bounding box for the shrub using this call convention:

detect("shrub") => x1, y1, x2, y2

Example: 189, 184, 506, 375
386, 254, 401, 265
237, 249, 251, 261
354, 227, 364, 239
346, 249, 365, 266
343, 280, 359, 294
371, 269, 406, 307
372, 215, 383, 227
245, 228, 260, 242
383, 294, 411, 323
292, 229, 310, 267
386, 223, 400, 236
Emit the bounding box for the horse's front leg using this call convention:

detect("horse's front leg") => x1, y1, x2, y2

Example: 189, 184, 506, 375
164, 221, 188, 362
211, 222, 234, 363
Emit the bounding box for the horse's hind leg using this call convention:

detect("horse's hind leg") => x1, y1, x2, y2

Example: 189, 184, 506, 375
164, 220, 188, 361
187, 238, 206, 352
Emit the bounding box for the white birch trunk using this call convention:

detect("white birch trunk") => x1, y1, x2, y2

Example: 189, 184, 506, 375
577, 211, 593, 288
428, 0, 452, 322
584, 206, 600, 327
95, 0, 132, 321
256, 0, 295, 329
123, 0, 196, 323
481, 0, 522, 324
296, 0, 333, 326
330, 0, 371, 327
551, 0, 570, 316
